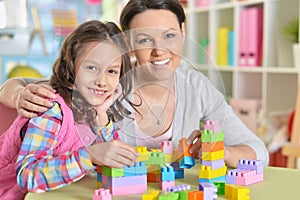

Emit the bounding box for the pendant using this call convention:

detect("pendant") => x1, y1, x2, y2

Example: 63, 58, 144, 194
157, 119, 162, 124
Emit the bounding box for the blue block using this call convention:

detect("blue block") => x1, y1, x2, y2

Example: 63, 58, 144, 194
97, 173, 102, 182
199, 175, 226, 183
161, 165, 175, 181
136, 162, 147, 175
179, 156, 195, 169
124, 165, 136, 177
174, 169, 184, 179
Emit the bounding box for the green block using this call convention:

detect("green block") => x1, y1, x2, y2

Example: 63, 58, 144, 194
146, 152, 165, 165
179, 190, 189, 200
159, 191, 179, 200
101, 166, 124, 178
201, 130, 224, 142
213, 181, 226, 195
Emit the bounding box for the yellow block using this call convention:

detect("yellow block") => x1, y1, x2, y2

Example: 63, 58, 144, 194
202, 150, 224, 161
198, 165, 227, 179
165, 154, 173, 163
225, 184, 250, 200
135, 146, 149, 162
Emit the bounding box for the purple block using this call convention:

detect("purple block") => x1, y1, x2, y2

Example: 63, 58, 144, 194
199, 182, 218, 200
225, 169, 243, 184
202, 159, 225, 170
106, 175, 147, 187
167, 184, 190, 192
238, 159, 263, 174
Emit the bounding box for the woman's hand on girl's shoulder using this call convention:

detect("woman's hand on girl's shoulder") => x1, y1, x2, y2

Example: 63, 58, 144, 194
17, 83, 56, 118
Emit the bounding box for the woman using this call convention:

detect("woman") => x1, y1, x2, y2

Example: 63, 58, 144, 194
0, 0, 268, 167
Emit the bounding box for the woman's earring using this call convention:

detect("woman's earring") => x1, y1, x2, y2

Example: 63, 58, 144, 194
130, 55, 137, 64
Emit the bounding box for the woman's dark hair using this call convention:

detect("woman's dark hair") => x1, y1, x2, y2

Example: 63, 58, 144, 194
120, 0, 186, 31
50, 20, 132, 124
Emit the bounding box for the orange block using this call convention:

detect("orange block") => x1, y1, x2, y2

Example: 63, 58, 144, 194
202, 141, 224, 152
178, 138, 192, 159
188, 190, 203, 200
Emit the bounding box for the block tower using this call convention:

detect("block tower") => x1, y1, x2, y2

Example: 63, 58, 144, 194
199, 120, 227, 183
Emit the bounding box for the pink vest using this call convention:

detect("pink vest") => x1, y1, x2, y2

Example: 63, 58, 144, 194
0, 94, 96, 200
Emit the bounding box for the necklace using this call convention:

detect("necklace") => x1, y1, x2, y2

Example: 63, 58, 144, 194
137, 89, 171, 125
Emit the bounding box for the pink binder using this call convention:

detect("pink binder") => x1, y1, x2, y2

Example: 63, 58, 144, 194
247, 7, 263, 67
238, 9, 248, 66
197, 0, 211, 7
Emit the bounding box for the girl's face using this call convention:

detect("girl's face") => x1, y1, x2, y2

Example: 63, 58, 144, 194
129, 9, 185, 80
74, 42, 122, 106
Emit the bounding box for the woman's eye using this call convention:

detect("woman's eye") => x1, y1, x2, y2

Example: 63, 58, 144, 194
165, 33, 176, 39
137, 38, 152, 44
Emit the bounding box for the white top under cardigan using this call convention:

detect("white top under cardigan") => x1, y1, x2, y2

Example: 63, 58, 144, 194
115, 67, 269, 166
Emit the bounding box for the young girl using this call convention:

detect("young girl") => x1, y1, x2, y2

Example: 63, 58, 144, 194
0, 20, 138, 199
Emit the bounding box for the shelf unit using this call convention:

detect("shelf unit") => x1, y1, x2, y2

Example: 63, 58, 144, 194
184, 0, 300, 116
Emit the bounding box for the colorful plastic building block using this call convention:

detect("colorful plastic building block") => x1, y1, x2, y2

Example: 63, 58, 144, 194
160, 164, 175, 181
135, 146, 150, 162
202, 159, 225, 170
202, 150, 224, 161
178, 138, 192, 158
167, 184, 190, 192
161, 141, 174, 154
238, 159, 263, 174
212, 182, 225, 195
199, 165, 227, 179
225, 184, 250, 200
201, 130, 224, 143
142, 190, 159, 200
202, 141, 224, 152
199, 182, 218, 200
179, 156, 195, 169
158, 191, 179, 200
146, 151, 166, 165
93, 188, 112, 200
101, 166, 124, 178
188, 190, 204, 200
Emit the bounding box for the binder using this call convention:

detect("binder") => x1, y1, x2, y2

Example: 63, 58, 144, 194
197, 0, 211, 7
217, 27, 230, 66
200, 37, 209, 64
247, 7, 263, 66
238, 9, 248, 66
229, 30, 235, 66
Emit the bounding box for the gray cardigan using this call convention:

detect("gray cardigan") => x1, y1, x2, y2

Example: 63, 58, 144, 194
116, 67, 269, 166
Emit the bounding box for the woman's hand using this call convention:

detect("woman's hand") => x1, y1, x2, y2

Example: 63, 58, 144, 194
87, 140, 139, 168
187, 130, 202, 159
17, 83, 56, 118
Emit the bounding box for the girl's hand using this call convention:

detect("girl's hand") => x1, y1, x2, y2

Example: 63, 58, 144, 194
96, 84, 122, 114
87, 140, 139, 168
94, 84, 122, 126
187, 130, 202, 159
17, 83, 56, 118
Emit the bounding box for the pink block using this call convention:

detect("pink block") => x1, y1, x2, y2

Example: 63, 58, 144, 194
93, 188, 112, 200
108, 184, 147, 196
236, 170, 263, 186
160, 181, 175, 191
161, 141, 174, 154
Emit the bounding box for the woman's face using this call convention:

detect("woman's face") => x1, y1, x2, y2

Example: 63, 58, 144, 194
74, 42, 122, 106
129, 9, 185, 80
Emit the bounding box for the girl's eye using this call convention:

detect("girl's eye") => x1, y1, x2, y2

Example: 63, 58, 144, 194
87, 66, 97, 71
108, 69, 119, 74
